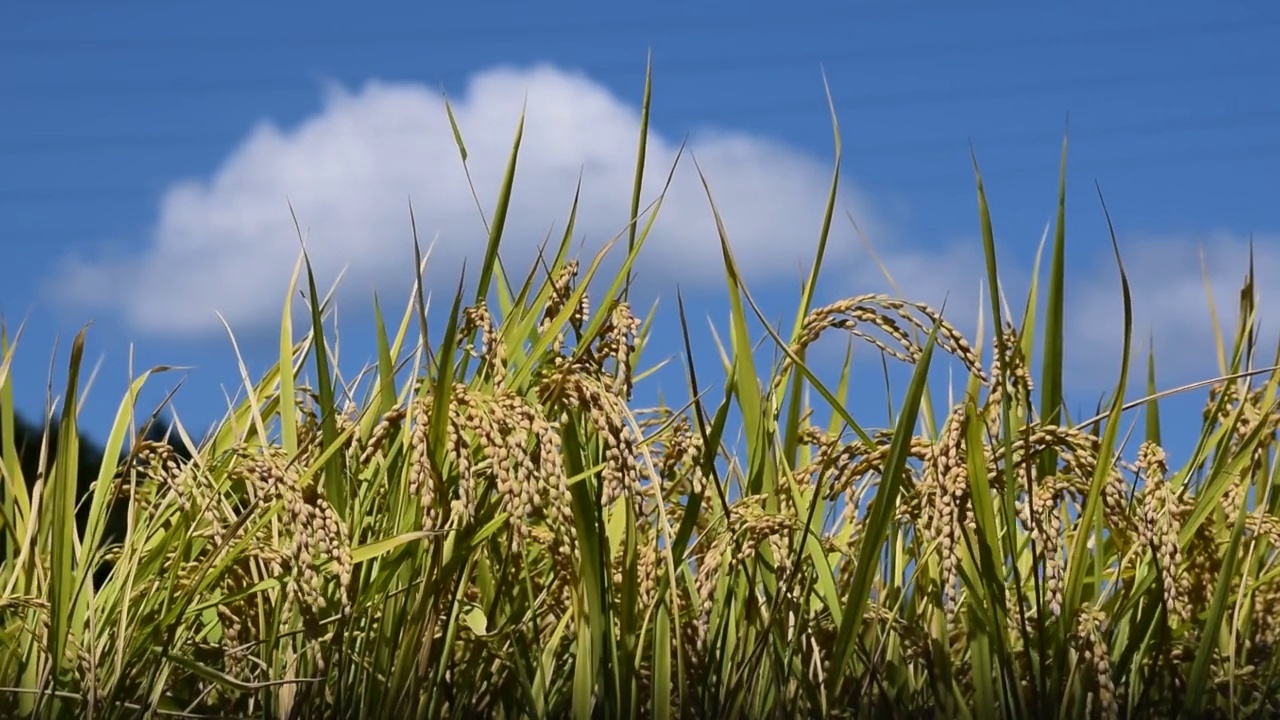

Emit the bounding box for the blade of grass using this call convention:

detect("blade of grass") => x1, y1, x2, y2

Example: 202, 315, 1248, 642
828, 319, 940, 694
1055, 184, 1134, 708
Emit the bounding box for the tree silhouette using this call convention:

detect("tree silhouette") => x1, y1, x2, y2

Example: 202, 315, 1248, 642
1, 409, 193, 585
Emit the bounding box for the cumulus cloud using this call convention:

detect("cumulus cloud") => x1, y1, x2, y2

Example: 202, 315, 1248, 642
1063, 231, 1280, 383
49, 63, 886, 339
45, 62, 1279, 391
823, 227, 1280, 388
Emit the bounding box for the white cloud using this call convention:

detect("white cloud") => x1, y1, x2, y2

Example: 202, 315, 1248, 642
820, 227, 1280, 389
1063, 231, 1280, 383
44, 62, 1280, 392
49, 63, 886, 339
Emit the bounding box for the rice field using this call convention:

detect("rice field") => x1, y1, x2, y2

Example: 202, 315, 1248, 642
2, 66, 1279, 719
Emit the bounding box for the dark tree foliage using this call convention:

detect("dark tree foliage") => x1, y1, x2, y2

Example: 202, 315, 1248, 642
0, 410, 193, 584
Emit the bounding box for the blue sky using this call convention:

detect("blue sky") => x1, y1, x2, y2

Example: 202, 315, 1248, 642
2, 1, 1279, 467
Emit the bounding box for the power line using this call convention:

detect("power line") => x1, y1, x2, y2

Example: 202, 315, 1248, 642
1, 104, 1277, 161
725, 58, 1275, 116
0, 8, 906, 53
3, 14, 1277, 99
0, 137, 1275, 211
0, 55, 1273, 159
0, 6, 1239, 55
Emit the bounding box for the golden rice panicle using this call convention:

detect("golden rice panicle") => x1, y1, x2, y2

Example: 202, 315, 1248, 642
1004, 425, 1135, 541
1073, 604, 1119, 720
444, 394, 478, 525
537, 260, 588, 355
406, 385, 481, 531
693, 532, 731, 647
286, 485, 353, 616
466, 391, 528, 538
236, 441, 352, 617
822, 431, 930, 543
358, 403, 406, 466
530, 409, 577, 564
1183, 521, 1221, 622
461, 302, 505, 377
984, 323, 1033, 433
405, 374, 577, 565
538, 358, 642, 511
1203, 381, 1234, 421
655, 413, 707, 497
1206, 379, 1279, 445
822, 434, 933, 504
774, 423, 836, 516
1133, 441, 1189, 626
468, 391, 528, 535
775, 295, 987, 399
1246, 510, 1280, 552
1222, 472, 1247, 523
336, 398, 360, 447
407, 396, 443, 531
691, 500, 798, 651
1016, 475, 1068, 616
604, 298, 640, 397
735, 510, 796, 576
215, 544, 290, 689
237, 445, 297, 506
122, 437, 208, 523
876, 295, 986, 378
611, 523, 660, 612
129, 437, 187, 486
924, 405, 970, 615
1218, 417, 1263, 522
489, 388, 578, 563
293, 386, 342, 461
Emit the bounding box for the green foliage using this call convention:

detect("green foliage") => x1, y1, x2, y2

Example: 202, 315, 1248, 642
2, 62, 1279, 719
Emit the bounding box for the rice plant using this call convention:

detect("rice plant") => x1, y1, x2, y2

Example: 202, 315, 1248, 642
2, 62, 1278, 719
